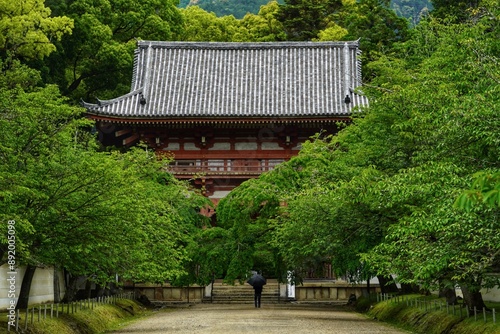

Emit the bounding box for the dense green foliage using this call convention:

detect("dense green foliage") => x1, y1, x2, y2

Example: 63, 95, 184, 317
176, 0, 432, 24
0, 0, 73, 62
0, 72, 210, 303
277, 0, 345, 41
178, 0, 277, 19
0, 1, 210, 307
390, 0, 432, 25
42, 0, 183, 102
1, 0, 498, 310
213, 0, 500, 308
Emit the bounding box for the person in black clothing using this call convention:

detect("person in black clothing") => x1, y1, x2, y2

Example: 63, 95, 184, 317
247, 272, 266, 308
253, 285, 263, 308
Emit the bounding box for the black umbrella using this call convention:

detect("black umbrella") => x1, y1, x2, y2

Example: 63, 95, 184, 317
247, 273, 266, 288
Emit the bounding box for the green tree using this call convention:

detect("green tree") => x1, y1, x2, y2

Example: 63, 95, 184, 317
315, 24, 348, 41
357, 12, 500, 308
391, 0, 432, 26
179, 0, 273, 19
215, 177, 284, 282
175, 227, 233, 286
277, 0, 344, 40
338, 0, 409, 72
42, 0, 183, 102
456, 171, 500, 210
178, 6, 242, 41
430, 0, 481, 22
228, 2, 499, 305
0, 0, 73, 63
239, 1, 286, 41
0, 72, 210, 307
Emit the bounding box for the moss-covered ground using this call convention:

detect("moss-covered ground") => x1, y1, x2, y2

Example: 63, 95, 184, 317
0, 299, 149, 334
363, 294, 500, 334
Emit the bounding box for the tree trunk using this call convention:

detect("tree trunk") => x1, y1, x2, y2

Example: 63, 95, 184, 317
377, 275, 399, 294
84, 278, 93, 299
0, 246, 6, 266
439, 287, 457, 305
401, 283, 419, 294
364, 278, 371, 298
461, 284, 487, 313
16, 265, 37, 310
53, 267, 61, 303
96, 283, 106, 297
63, 275, 80, 303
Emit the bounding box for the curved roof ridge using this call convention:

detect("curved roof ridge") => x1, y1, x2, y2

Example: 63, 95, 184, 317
137, 40, 360, 50
82, 89, 143, 109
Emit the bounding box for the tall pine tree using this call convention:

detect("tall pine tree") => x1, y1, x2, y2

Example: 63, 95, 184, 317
278, 0, 344, 40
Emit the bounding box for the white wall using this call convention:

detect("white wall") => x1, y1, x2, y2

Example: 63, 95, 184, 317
0, 264, 65, 310
481, 287, 500, 302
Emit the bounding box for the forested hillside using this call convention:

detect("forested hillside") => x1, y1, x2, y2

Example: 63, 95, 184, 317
1, 0, 498, 312
178, 0, 279, 18
391, 0, 432, 25
177, 0, 432, 22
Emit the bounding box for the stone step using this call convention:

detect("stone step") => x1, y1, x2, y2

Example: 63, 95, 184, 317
205, 280, 286, 304
203, 296, 291, 304
211, 293, 279, 298
203, 300, 285, 304
212, 288, 279, 294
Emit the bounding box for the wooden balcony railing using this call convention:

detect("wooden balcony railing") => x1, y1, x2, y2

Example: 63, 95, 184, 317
168, 159, 284, 175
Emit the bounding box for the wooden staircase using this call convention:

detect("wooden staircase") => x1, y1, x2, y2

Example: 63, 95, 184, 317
203, 279, 287, 304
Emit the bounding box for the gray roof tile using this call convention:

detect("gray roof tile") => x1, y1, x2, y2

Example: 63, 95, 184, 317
83, 41, 368, 119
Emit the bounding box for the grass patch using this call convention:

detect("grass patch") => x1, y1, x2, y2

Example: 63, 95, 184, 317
366, 295, 500, 334
0, 299, 149, 334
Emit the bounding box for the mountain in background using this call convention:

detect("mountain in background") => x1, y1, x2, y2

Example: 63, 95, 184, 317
391, 0, 433, 25
178, 0, 433, 23
178, 0, 280, 19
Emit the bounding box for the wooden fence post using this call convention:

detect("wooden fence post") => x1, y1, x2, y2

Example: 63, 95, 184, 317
16, 309, 20, 332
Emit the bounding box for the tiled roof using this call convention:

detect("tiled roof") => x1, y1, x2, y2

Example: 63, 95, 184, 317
83, 41, 368, 119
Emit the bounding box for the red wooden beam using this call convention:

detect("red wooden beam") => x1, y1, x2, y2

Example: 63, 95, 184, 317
123, 134, 140, 146
115, 129, 132, 137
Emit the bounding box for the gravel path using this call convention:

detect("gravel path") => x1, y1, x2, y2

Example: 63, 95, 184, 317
110, 304, 411, 334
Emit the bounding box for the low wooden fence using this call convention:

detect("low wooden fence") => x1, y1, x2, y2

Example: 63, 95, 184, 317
7, 292, 134, 332
378, 293, 497, 324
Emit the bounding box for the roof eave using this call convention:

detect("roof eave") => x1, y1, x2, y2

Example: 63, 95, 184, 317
86, 113, 354, 125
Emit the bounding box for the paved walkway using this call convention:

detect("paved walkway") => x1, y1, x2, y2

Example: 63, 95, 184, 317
110, 304, 411, 333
